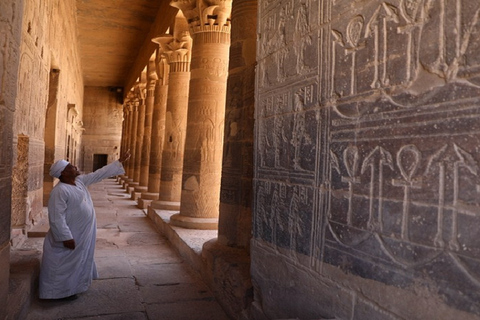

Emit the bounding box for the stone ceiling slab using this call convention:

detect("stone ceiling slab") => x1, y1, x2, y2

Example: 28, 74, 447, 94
76, 0, 164, 87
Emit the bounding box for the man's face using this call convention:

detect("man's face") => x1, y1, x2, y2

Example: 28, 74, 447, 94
61, 164, 80, 178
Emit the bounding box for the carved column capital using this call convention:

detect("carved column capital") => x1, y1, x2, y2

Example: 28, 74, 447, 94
153, 34, 192, 73
133, 81, 146, 103
147, 55, 158, 93
151, 40, 170, 86
170, 0, 232, 36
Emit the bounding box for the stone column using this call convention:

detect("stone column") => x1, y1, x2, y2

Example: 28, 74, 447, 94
201, 3, 257, 317
131, 78, 146, 198
151, 11, 192, 211
170, 0, 233, 229
126, 97, 139, 186
138, 49, 170, 209
117, 104, 130, 183
124, 102, 134, 178
217, 0, 257, 248
134, 59, 157, 199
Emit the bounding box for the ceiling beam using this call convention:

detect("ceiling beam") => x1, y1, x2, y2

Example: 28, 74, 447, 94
123, 3, 178, 94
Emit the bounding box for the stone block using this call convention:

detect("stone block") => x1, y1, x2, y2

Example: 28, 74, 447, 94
202, 240, 253, 318
251, 241, 353, 320
137, 198, 152, 209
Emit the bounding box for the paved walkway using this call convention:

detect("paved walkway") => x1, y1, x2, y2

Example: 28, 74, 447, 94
25, 178, 230, 320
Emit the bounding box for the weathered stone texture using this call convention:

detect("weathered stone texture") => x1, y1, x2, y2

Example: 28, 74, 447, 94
0, 0, 23, 316
218, 0, 257, 249
11, 135, 29, 227
11, 0, 84, 242
0, 244, 10, 318
253, 0, 480, 318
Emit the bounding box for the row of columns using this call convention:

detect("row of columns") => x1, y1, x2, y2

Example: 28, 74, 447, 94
119, 0, 240, 232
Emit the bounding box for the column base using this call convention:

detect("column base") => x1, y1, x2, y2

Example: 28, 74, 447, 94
170, 213, 218, 230
151, 200, 181, 211
125, 181, 138, 192
141, 192, 159, 201
122, 178, 133, 187
137, 198, 152, 209
131, 186, 148, 200
137, 192, 159, 209
134, 185, 148, 193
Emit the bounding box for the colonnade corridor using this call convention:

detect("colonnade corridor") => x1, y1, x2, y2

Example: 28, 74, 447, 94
24, 178, 230, 320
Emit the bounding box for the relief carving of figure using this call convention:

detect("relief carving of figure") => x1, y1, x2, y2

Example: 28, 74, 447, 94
291, 88, 312, 171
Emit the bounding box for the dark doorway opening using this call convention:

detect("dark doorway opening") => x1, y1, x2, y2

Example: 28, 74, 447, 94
93, 154, 108, 172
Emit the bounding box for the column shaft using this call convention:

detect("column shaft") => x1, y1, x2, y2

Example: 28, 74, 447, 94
148, 54, 169, 192
128, 102, 139, 179
152, 12, 192, 211
170, 0, 232, 229
218, 0, 257, 248
138, 52, 170, 207
133, 92, 146, 184
136, 62, 157, 194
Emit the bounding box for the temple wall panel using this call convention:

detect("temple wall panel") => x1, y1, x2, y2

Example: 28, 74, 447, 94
11, 0, 84, 240
0, 0, 24, 317
253, 0, 480, 318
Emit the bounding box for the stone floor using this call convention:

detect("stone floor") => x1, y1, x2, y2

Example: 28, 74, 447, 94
24, 178, 231, 320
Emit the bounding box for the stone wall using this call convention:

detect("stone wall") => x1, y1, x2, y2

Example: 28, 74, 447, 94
253, 0, 480, 319
11, 0, 84, 241
0, 0, 24, 317
82, 86, 123, 173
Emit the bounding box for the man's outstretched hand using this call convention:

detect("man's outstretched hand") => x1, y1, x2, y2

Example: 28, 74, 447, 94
119, 150, 131, 163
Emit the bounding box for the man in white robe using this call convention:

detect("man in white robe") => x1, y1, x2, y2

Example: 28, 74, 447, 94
39, 152, 130, 300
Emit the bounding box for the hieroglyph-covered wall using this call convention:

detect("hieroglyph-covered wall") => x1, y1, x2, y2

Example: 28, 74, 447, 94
0, 0, 24, 317
253, 0, 480, 319
12, 0, 84, 235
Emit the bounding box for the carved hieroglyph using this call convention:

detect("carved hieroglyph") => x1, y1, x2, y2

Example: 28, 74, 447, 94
254, 0, 480, 316
170, 0, 232, 229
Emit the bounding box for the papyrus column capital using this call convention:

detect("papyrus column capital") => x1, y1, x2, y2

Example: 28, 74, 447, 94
170, 0, 232, 37
147, 55, 158, 94
154, 13, 193, 74
154, 34, 192, 64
